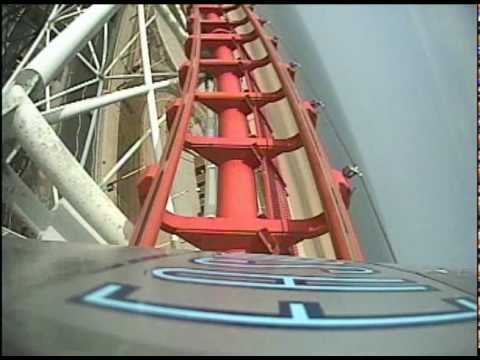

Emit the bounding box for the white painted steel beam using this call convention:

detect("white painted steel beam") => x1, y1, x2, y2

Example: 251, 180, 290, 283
6, 85, 131, 245
1, 4, 190, 248
34, 78, 100, 108
137, 5, 162, 161
80, 79, 104, 166
2, 164, 107, 244
42, 79, 178, 124
156, 5, 187, 44
2, 164, 52, 235
53, 9, 85, 23
174, 4, 187, 29
104, 73, 177, 80
102, 15, 157, 76
2, 5, 62, 94
50, 25, 99, 76
99, 114, 167, 188
14, 5, 120, 95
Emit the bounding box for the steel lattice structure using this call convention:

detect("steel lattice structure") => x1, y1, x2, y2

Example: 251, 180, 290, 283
131, 4, 364, 260
2, 5, 477, 356
2, 5, 186, 246
2, 4, 364, 260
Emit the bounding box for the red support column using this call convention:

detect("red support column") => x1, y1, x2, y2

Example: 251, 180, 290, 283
131, 4, 365, 261
206, 11, 258, 220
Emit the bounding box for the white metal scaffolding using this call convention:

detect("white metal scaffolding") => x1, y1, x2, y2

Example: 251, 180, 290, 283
2, 4, 193, 246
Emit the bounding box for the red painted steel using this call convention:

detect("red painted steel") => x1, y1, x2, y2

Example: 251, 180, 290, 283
130, 4, 365, 260
242, 5, 365, 261
207, 9, 258, 221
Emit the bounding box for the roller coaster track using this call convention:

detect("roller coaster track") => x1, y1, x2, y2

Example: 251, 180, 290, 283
130, 4, 365, 261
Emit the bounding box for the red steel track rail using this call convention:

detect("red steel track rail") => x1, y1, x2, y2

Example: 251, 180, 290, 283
130, 4, 365, 261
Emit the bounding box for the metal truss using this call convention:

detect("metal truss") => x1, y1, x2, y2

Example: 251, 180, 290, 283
130, 5, 365, 260
2, 4, 365, 260
2, 4, 190, 246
